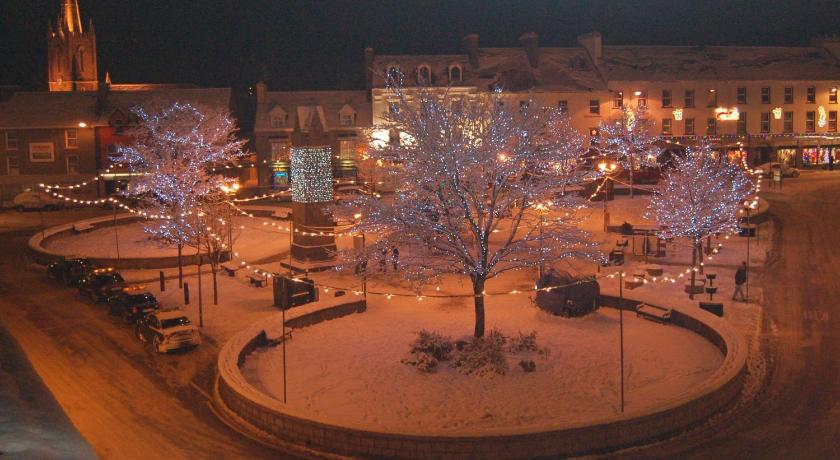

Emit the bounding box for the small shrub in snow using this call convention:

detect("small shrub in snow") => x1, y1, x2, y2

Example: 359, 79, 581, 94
452, 329, 508, 376
402, 330, 453, 373
519, 360, 536, 372
507, 330, 539, 353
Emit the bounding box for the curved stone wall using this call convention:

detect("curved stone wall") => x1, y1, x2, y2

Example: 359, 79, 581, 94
216, 301, 747, 459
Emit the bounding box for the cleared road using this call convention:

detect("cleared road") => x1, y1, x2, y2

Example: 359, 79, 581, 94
0, 213, 284, 460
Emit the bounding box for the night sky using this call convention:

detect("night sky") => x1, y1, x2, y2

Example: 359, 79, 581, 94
2, 0, 839, 91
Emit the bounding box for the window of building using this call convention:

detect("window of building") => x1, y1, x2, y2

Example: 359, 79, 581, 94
662, 118, 672, 135
558, 100, 568, 113
661, 89, 672, 107
65, 129, 78, 148
684, 89, 695, 108
831, 88, 838, 104
613, 91, 623, 109
417, 65, 431, 84
806, 111, 816, 132
339, 140, 356, 160
340, 114, 354, 126
588, 127, 599, 145
637, 91, 647, 107
737, 112, 747, 134
760, 112, 770, 133
761, 87, 771, 104
829, 111, 837, 132
449, 65, 462, 82
684, 118, 695, 135
270, 114, 286, 128
707, 117, 716, 135
807, 86, 816, 104
4, 131, 18, 150
519, 100, 530, 112
784, 87, 793, 104
66, 154, 79, 174
6, 156, 19, 176
270, 140, 290, 162
784, 111, 794, 133
388, 102, 399, 115
589, 99, 600, 115
386, 65, 400, 83
737, 87, 747, 105
707, 89, 717, 107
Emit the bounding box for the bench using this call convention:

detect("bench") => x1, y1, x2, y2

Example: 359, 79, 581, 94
636, 303, 672, 323
73, 222, 94, 233
272, 209, 291, 219
644, 264, 664, 277
247, 273, 267, 287
221, 263, 239, 277
624, 276, 644, 289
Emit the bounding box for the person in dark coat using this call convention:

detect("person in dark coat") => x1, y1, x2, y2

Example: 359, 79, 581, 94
732, 261, 747, 301
392, 246, 399, 270
380, 247, 388, 272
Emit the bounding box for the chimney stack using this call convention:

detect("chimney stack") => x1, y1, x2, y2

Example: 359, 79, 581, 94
255, 80, 266, 103
577, 32, 603, 66
519, 32, 540, 68
364, 47, 374, 101
463, 34, 480, 68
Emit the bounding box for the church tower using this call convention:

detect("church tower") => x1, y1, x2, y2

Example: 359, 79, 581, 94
47, 0, 98, 91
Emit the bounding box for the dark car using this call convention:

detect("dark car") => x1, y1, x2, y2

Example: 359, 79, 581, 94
47, 257, 93, 286
107, 287, 160, 324
78, 268, 126, 302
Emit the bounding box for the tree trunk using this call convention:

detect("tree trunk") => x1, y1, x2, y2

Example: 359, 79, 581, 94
689, 239, 697, 300
697, 241, 705, 275
472, 276, 486, 337
211, 261, 218, 305
177, 244, 183, 288
629, 165, 635, 199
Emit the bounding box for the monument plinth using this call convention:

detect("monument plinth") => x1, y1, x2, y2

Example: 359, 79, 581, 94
289, 146, 336, 264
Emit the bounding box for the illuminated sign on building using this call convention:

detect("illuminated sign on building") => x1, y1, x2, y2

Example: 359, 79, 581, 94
715, 107, 740, 121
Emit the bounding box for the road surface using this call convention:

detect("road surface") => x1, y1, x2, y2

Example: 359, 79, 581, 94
0, 210, 284, 460
600, 171, 840, 459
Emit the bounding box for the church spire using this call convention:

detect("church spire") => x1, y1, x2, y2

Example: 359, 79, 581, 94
61, 0, 83, 34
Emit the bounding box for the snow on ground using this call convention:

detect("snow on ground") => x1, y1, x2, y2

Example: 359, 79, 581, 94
240, 287, 723, 435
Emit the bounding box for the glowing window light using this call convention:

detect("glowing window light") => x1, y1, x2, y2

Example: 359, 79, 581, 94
672, 108, 683, 121
818, 106, 827, 128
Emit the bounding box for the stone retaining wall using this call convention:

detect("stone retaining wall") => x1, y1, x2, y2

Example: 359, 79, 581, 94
216, 299, 747, 459
29, 214, 228, 269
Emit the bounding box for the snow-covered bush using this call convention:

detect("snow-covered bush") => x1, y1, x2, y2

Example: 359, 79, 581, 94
508, 330, 539, 353
402, 330, 454, 373
452, 329, 508, 376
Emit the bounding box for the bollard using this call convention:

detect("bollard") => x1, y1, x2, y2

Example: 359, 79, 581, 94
159, 271, 165, 292
184, 282, 190, 305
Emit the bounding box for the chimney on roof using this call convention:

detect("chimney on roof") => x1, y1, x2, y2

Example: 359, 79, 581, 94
519, 32, 540, 68
463, 34, 480, 68
364, 47, 374, 101
255, 80, 266, 103
577, 32, 603, 66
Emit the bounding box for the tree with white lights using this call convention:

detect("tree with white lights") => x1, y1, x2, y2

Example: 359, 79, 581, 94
646, 142, 753, 298
597, 105, 660, 198
113, 102, 246, 287
336, 86, 599, 337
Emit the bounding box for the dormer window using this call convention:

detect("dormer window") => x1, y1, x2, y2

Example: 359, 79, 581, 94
386, 64, 401, 84
269, 105, 288, 128
338, 104, 357, 127
417, 64, 431, 84
449, 64, 462, 83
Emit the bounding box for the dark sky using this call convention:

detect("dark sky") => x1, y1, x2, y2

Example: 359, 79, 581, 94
2, 0, 839, 91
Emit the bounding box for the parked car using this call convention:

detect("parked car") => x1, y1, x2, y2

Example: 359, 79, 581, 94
13, 190, 64, 211
47, 257, 93, 286
107, 286, 160, 324
756, 162, 800, 178
135, 310, 201, 353
78, 268, 126, 302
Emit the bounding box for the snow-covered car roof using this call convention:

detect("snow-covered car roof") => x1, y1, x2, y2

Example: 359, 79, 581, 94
154, 310, 189, 320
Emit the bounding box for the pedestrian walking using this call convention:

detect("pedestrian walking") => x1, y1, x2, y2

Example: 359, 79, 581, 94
732, 261, 747, 301
380, 247, 388, 272
392, 246, 399, 270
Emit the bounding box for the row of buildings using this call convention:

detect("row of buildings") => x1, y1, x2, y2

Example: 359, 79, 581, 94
4, 1, 840, 201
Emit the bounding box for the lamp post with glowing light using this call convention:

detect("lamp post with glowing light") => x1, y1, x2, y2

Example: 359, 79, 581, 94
354, 213, 367, 297
534, 202, 549, 279
598, 159, 618, 232
220, 181, 240, 254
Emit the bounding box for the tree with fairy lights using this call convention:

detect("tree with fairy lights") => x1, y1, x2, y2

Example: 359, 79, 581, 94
645, 141, 753, 298
113, 102, 246, 287
335, 84, 599, 338
597, 105, 660, 198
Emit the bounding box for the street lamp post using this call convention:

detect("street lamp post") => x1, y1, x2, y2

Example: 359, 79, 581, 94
598, 160, 618, 232
354, 213, 367, 297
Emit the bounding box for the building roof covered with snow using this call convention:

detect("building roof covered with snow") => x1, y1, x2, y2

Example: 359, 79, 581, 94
601, 45, 840, 82
254, 89, 371, 132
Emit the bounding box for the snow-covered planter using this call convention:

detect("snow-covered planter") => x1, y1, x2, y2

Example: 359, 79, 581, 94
535, 269, 600, 317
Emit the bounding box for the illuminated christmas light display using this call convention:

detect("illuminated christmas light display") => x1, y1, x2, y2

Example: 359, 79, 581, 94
819, 106, 828, 128
672, 108, 683, 121
773, 107, 783, 120
597, 105, 660, 197
291, 147, 334, 203
715, 107, 740, 121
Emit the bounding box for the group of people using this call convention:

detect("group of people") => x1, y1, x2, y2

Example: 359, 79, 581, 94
354, 245, 399, 274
